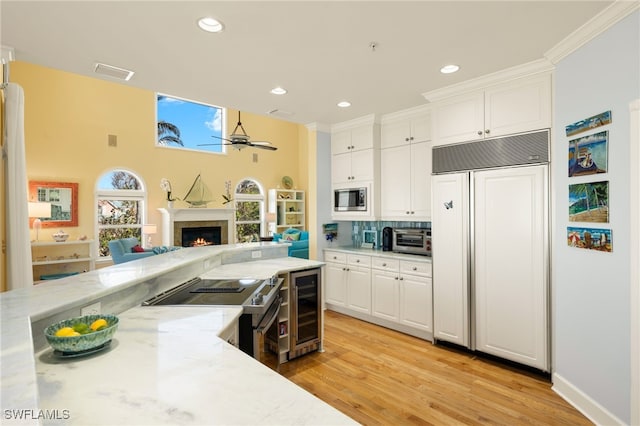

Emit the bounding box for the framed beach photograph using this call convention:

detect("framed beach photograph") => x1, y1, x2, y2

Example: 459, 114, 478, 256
568, 130, 608, 177
568, 181, 609, 223
565, 110, 612, 137
567, 227, 612, 252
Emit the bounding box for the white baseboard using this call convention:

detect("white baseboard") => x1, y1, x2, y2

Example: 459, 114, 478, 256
553, 373, 625, 426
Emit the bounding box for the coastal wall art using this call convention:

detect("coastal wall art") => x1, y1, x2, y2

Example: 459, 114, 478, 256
568, 130, 608, 177
567, 226, 612, 252
568, 180, 609, 223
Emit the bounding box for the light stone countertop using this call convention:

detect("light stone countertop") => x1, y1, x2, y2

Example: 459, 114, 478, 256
323, 246, 432, 262
1, 243, 352, 425
35, 305, 355, 425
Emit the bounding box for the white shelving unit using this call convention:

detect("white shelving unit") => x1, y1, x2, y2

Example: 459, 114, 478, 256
31, 239, 96, 283
266, 273, 291, 365
268, 189, 305, 233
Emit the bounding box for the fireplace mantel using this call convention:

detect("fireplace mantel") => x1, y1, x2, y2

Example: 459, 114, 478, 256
158, 208, 235, 246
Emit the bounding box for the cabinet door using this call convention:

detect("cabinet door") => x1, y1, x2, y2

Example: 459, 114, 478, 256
474, 165, 548, 370
410, 114, 431, 143
484, 74, 551, 139
431, 173, 470, 347
350, 125, 375, 151
372, 270, 400, 322
350, 149, 374, 182
331, 152, 352, 184
400, 275, 432, 332
381, 120, 411, 149
331, 130, 352, 154
410, 141, 431, 220
432, 92, 484, 146
325, 262, 347, 306
380, 145, 411, 219
346, 267, 371, 314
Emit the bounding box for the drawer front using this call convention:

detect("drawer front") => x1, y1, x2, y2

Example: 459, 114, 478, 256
348, 254, 371, 267
400, 260, 432, 277
371, 257, 400, 272
325, 251, 347, 264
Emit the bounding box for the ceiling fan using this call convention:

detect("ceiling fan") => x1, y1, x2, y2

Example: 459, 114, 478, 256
199, 111, 277, 151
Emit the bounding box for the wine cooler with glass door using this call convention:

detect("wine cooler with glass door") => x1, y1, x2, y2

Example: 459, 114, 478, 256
289, 267, 322, 359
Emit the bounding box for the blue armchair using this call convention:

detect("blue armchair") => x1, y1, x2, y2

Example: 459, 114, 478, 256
108, 237, 156, 264
273, 228, 309, 259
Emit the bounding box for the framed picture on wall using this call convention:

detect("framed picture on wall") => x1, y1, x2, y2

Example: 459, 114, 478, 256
569, 181, 609, 223
567, 227, 612, 252
568, 130, 608, 177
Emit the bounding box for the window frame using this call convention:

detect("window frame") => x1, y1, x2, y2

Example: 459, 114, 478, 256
234, 179, 266, 242
95, 170, 147, 261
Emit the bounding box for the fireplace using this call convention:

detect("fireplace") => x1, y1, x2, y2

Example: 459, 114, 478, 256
158, 208, 235, 247
176, 222, 225, 247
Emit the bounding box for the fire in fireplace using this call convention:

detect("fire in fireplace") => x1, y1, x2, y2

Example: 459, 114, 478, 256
181, 226, 221, 247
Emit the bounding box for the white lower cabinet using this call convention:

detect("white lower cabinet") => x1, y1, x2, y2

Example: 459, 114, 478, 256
325, 251, 371, 314
325, 249, 432, 341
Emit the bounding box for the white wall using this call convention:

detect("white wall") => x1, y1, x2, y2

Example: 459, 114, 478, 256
553, 10, 639, 425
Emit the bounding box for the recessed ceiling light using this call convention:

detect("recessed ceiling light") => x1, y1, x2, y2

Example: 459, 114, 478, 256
198, 17, 224, 33
440, 64, 460, 74
337, 101, 351, 108
270, 87, 287, 95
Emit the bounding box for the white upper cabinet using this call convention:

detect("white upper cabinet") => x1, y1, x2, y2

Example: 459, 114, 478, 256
432, 74, 551, 146
380, 106, 432, 221
331, 115, 380, 185
380, 107, 431, 149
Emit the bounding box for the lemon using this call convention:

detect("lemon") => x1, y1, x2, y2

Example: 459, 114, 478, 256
55, 327, 76, 337
90, 318, 108, 331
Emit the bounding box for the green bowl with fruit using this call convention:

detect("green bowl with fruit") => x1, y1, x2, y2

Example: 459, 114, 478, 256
44, 314, 119, 354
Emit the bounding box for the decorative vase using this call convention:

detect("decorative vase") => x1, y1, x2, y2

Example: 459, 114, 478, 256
167, 201, 174, 209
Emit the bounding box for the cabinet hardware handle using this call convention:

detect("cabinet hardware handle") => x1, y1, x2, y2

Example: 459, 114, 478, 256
405, 137, 410, 142
382, 263, 387, 267
412, 267, 417, 271
485, 129, 490, 134
399, 277, 404, 280
410, 136, 414, 141
395, 277, 399, 280
406, 211, 410, 214
477, 130, 483, 135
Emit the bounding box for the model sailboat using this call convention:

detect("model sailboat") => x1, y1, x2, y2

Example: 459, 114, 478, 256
183, 174, 213, 208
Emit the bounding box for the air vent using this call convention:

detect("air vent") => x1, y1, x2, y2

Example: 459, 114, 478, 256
94, 62, 135, 81
267, 109, 294, 118
433, 130, 549, 174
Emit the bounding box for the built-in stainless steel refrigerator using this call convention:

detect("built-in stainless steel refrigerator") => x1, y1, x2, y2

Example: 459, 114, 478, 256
431, 130, 550, 371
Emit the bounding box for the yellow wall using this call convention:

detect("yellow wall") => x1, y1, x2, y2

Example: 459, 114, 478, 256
12, 61, 307, 246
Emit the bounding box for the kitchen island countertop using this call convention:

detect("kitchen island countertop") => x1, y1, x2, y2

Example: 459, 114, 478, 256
1, 243, 353, 425
35, 305, 355, 425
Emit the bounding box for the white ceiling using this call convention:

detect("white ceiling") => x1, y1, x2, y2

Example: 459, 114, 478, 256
1, 1, 613, 126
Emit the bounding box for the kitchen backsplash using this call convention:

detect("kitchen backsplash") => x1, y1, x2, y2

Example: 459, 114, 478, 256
350, 221, 431, 249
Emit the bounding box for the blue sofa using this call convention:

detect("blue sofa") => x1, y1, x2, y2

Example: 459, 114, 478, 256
108, 237, 156, 264
273, 228, 309, 259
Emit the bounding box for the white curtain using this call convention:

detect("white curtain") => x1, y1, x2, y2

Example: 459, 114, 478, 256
4, 83, 33, 289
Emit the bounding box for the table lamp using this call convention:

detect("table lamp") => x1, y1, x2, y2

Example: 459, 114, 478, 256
265, 212, 277, 237
143, 224, 157, 249
28, 202, 51, 242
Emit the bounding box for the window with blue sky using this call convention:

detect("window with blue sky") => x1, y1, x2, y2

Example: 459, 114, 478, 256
156, 94, 225, 153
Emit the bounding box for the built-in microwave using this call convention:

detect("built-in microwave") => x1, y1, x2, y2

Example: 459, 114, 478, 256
334, 187, 367, 212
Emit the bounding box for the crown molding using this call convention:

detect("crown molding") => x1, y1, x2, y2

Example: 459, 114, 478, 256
305, 122, 331, 133
330, 113, 379, 132
422, 58, 553, 103
545, 0, 640, 64
380, 103, 432, 123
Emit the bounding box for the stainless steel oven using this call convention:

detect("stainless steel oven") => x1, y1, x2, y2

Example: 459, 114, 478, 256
142, 276, 283, 360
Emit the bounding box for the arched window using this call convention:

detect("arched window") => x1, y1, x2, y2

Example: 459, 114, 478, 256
96, 169, 146, 258
234, 178, 265, 242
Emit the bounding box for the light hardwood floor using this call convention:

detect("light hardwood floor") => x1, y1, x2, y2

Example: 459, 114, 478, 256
270, 310, 592, 425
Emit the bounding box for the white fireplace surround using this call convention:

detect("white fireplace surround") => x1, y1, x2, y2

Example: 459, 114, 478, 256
158, 208, 235, 247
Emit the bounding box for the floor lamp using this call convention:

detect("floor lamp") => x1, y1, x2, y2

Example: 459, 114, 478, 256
143, 224, 157, 249
28, 202, 51, 242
